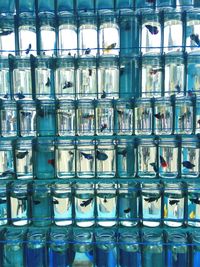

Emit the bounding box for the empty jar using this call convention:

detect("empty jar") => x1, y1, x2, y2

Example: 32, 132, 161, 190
187, 55, 200, 97
0, 15, 15, 56
96, 100, 114, 136
188, 183, 200, 227
0, 100, 17, 137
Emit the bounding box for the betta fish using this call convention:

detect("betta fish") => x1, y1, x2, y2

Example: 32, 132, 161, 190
175, 84, 181, 93
145, 25, 159, 35
104, 197, 107, 203
154, 112, 164, 119
149, 68, 162, 75
103, 43, 116, 53
197, 119, 200, 125
48, 159, 55, 167
117, 110, 124, 116
124, 208, 131, 213
68, 151, 74, 156
100, 123, 107, 132
21, 111, 32, 117
80, 198, 93, 207
190, 198, 200, 205
53, 199, 59, 205
3, 93, 9, 99
160, 155, 168, 168
33, 200, 41, 205
88, 69, 92, 76
169, 200, 180, 205
16, 92, 25, 99
25, 43, 31, 54
16, 151, 29, 159
182, 161, 195, 169
80, 152, 93, 160
101, 90, 107, 99
1, 170, 15, 178
63, 81, 73, 89
96, 150, 108, 161
45, 77, 51, 87
82, 113, 94, 120
150, 162, 158, 173
85, 48, 91, 55
144, 197, 159, 203
190, 34, 200, 46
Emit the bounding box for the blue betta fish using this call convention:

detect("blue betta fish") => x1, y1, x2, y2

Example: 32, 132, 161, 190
145, 25, 159, 35
182, 161, 195, 169
96, 150, 108, 161
80, 152, 93, 160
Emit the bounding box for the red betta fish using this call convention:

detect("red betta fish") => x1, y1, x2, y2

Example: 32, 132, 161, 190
48, 159, 55, 168
160, 155, 168, 168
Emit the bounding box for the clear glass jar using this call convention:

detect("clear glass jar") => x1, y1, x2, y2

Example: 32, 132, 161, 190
0, 15, 15, 56
15, 138, 33, 179
99, 11, 120, 56
52, 183, 72, 226
196, 96, 200, 133
76, 57, 97, 99
10, 182, 29, 226
0, 57, 10, 99
0, 139, 15, 179
75, 183, 95, 227
55, 139, 75, 178
135, 98, 153, 135
76, 139, 95, 178
141, 56, 162, 97
18, 100, 36, 137
188, 183, 200, 227
97, 182, 117, 227
164, 182, 185, 227
187, 55, 200, 97
1, 100, 17, 137
32, 182, 52, 226
98, 56, 119, 99
96, 100, 114, 135
181, 137, 199, 178
186, 10, 200, 54
18, 13, 36, 56
154, 97, 173, 134
56, 100, 76, 136
137, 138, 157, 178
58, 13, 77, 56
118, 183, 139, 227
0, 183, 7, 225
77, 99, 95, 135
55, 57, 75, 99
142, 183, 162, 227
165, 53, 185, 96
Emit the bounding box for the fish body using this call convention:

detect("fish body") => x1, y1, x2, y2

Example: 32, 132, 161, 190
88, 69, 92, 76
3, 93, 9, 99
118, 149, 127, 157
45, 77, 51, 87
63, 81, 73, 89
21, 111, 32, 117
145, 25, 159, 35
124, 208, 131, 213
149, 68, 162, 75
80, 152, 93, 160
33, 200, 41, 205
48, 159, 55, 167
82, 113, 94, 120
190, 198, 200, 205
190, 34, 200, 46
1, 170, 15, 177
16, 151, 29, 159
175, 84, 181, 93
85, 48, 91, 55
154, 112, 164, 119
80, 198, 93, 207
150, 162, 158, 173
169, 200, 180, 205
160, 155, 168, 168
144, 197, 159, 203
16, 92, 25, 99
96, 150, 108, 161
182, 161, 195, 169
53, 199, 59, 205
25, 43, 31, 54
100, 123, 107, 132
101, 90, 106, 99
103, 43, 116, 52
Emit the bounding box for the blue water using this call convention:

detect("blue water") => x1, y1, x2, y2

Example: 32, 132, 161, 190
49, 248, 74, 267
37, 113, 55, 137
119, 249, 141, 267
32, 195, 52, 226
118, 194, 138, 226
96, 247, 117, 267
143, 250, 164, 267
167, 251, 188, 267
193, 250, 200, 267
3, 243, 24, 267
72, 250, 93, 266
77, 0, 94, 11
26, 246, 47, 267
35, 150, 55, 179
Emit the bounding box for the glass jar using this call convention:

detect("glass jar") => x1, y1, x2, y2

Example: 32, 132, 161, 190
154, 97, 173, 134
0, 183, 7, 226
192, 232, 200, 267
0, 15, 15, 56
75, 183, 95, 227
0, 139, 15, 179
0, 100, 17, 137
96, 100, 114, 136
186, 10, 200, 54
77, 99, 95, 135
188, 183, 200, 227
55, 139, 75, 178
97, 182, 117, 227
0, 57, 10, 99
118, 183, 139, 227
10, 182, 29, 226
187, 55, 200, 97
98, 56, 119, 99
164, 182, 185, 227
52, 183, 72, 226
195, 96, 200, 133
15, 138, 33, 179
158, 137, 179, 179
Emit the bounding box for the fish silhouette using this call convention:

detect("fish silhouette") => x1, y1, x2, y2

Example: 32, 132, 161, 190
175, 84, 181, 93
144, 197, 159, 203
69, 151, 74, 156
154, 112, 164, 119
48, 159, 55, 167
45, 77, 51, 87
0, 30, 13, 36
117, 149, 127, 157
104, 197, 107, 203
82, 113, 94, 120
100, 123, 107, 132
80, 198, 93, 207
63, 81, 73, 89
149, 68, 162, 75
190, 34, 200, 46
145, 25, 159, 35
124, 22, 131, 31
124, 208, 131, 213
190, 198, 200, 205
88, 69, 92, 76
85, 48, 91, 55
101, 90, 107, 99
146, 0, 155, 2
160, 155, 168, 168
197, 119, 200, 125
21, 111, 32, 117
0, 199, 6, 204
182, 161, 195, 169
16, 92, 25, 99
25, 43, 31, 54
150, 162, 158, 173
53, 199, 59, 205
96, 150, 108, 161
16, 151, 29, 159
169, 200, 180, 205
80, 152, 93, 160
117, 110, 124, 115
3, 93, 9, 99
33, 200, 41, 205
103, 43, 116, 53
1, 170, 15, 177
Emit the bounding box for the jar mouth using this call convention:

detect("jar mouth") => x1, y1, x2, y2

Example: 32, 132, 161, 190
143, 232, 163, 243
96, 231, 115, 241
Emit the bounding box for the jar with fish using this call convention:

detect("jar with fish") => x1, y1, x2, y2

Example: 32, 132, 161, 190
55, 57, 75, 99
164, 53, 185, 96
141, 56, 163, 97
55, 139, 75, 178
117, 138, 136, 178
187, 55, 200, 98
141, 11, 161, 55
3, 230, 25, 267
37, 100, 56, 136
0, 139, 15, 179
77, 0, 94, 11
72, 231, 94, 267
78, 12, 97, 56
142, 231, 165, 267
18, 100, 36, 137
118, 183, 139, 227
135, 98, 153, 135
52, 183, 72, 226
96, 100, 114, 136
186, 10, 200, 54
77, 99, 95, 136
163, 12, 183, 54
192, 232, 200, 267
0, 15, 15, 56
25, 230, 47, 267
10, 182, 29, 226
166, 232, 189, 267
181, 136, 200, 178
18, 13, 37, 56
137, 137, 157, 178
0, 100, 17, 137
141, 183, 162, 227
76, 139, 95, 178
38, 13, 56, 56
95, 230, 117, 267
15, 138, 33, 179
56, 100, 76, 136
188, 183, 200, 227
0, 183, 7, 226
98, 55, 119, 99
38, 0, 55, 13
96, 182, 117, 227
174, 96, 194, 134
96, 0, 114, 10
99, 11, 120, 56
34, 138, 55, 179
135, 0, 155, 13
96, 139, 116, 178
154, 97, 173, 134
34, 56, 54, 99
0, 57, 11, 99
49, 230, 72, 267
119, 230, 142, 267
31, 182, 52, 226
158, 136, 179, 179
74, 183, 95, 227
164, 182, 185, 227
58, 13, 77, 56
76, 57, 97, 98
